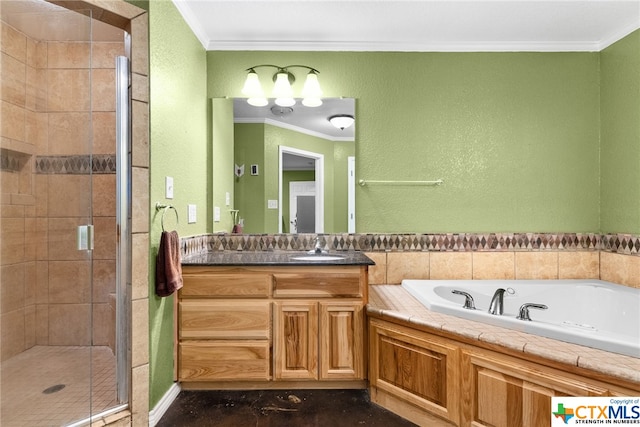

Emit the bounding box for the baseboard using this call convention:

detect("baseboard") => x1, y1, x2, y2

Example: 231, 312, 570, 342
148, 382, 181, 427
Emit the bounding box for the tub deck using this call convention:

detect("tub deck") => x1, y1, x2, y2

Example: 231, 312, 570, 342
367, 284, 640, 385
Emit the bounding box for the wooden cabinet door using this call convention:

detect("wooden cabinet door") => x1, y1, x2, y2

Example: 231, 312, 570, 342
274, 301, 319, 380
461, 350, 608, 427
319, 301, 364, 380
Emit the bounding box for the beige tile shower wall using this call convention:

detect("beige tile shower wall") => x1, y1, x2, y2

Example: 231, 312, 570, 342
0, 17, 124, 353
367, 250, 601, 285
1, 21, 37, 361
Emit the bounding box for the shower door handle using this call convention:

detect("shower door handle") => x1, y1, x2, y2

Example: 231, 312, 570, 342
77, 225, 94, 251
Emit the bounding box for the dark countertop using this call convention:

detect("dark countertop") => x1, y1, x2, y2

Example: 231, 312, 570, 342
182, 251, 375, 266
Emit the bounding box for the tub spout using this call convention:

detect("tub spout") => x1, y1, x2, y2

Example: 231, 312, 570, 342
488, 288, 506, 315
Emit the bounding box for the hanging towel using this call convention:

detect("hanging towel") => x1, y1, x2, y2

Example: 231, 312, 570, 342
155, 230, 183, 297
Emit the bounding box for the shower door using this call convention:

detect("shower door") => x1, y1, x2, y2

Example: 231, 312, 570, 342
0, 2, 125, 425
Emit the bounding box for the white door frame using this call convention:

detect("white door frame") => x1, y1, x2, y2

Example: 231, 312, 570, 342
278, 146, 324, 233
348, 156, 355, 233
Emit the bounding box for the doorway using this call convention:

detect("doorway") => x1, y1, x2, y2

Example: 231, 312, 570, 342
278, 146, 324, 233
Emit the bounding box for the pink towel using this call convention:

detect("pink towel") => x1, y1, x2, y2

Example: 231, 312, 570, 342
155, 230, 183, 297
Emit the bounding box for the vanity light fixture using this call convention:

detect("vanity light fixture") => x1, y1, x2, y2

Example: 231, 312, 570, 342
328, 114, 355, 130
241, 64, 323, 108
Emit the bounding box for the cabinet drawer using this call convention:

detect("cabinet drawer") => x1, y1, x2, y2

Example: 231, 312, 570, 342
179, 340, 270, 381
181, 270, 272, 297
180, 300, 271, 339
273, 270, 362, 298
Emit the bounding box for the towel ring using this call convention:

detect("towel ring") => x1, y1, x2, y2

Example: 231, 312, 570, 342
155, 202, 179, 231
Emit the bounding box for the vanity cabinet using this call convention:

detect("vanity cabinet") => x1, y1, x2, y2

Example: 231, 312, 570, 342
177, 264, 367, 388
369, 318, 639, 427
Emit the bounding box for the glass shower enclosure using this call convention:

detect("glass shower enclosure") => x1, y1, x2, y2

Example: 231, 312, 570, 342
0, 1, 130, 424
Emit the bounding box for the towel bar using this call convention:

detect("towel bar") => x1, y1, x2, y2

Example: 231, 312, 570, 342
358, 179, 443, 187
155, 202, 179, 231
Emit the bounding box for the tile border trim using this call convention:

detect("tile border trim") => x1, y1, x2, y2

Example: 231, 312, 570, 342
180, 232, 640, 258
35, 154, 116, 174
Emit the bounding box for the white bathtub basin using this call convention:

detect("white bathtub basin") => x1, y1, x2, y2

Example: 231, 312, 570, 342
401, 279, 640, 358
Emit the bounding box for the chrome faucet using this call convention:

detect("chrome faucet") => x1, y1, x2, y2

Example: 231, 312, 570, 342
309, 236, 326, 254
488, 288, 506, 315
451, 290, 476, 309
516, 303, 548, 321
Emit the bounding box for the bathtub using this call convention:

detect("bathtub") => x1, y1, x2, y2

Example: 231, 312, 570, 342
401, 279, 640, 358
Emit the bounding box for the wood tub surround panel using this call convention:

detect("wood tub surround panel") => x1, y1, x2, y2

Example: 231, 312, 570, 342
178, 264, 367, 387
369, 316, 640, 427
461, 349, 611, 427
369, 319, 460, 426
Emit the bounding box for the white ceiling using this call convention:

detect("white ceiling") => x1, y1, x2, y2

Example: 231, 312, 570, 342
174, 0, 640, 52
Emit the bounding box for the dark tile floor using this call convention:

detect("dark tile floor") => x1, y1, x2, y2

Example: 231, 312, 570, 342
157, 389, 418, 427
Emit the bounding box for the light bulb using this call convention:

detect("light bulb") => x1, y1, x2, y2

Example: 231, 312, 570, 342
272, 71, 293, 98
241, 69, 264, 98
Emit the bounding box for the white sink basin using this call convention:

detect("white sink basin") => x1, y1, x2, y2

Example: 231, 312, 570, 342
291, 255, 345, 261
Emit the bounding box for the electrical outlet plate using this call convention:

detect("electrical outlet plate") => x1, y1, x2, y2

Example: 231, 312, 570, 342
267, 199, 278, 209
214, 206, 221, 222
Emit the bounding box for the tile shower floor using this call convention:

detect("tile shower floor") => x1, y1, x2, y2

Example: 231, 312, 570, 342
1, 346, 117, 426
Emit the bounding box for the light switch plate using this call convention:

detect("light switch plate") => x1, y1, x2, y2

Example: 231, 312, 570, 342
187, 204, 196, 223
267, 199, 278, 209
214, 206, 221, 222
165, 176, 174, 199
225, 192, 230, 206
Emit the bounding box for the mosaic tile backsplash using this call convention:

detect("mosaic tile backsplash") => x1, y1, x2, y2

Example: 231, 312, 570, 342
180, 232, 640, 258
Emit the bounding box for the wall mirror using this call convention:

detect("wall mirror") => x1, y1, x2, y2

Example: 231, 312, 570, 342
231, 97, 356, 234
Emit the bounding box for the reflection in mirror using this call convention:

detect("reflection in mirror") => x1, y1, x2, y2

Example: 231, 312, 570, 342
232, 98, 356, 234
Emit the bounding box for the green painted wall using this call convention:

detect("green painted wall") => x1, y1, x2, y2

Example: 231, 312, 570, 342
234, 123, 266, 233
600, 29, 640, 234
234, 123, 348, 232
207, 51, 600, 233
265, 125, 336, 232
211, 98, 235, 232
148, 0, 208, 408
333, 143, 355, 232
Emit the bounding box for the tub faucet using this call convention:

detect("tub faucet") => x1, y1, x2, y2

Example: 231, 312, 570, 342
451, 290, 476, 310
516, 303, 548, 321
488, 288, 506, 315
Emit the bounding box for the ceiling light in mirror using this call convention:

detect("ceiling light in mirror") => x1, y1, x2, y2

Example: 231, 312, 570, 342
329, 114, 355, 130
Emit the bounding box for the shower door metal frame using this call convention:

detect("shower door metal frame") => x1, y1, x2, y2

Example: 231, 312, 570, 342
115, 54, 132, 405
